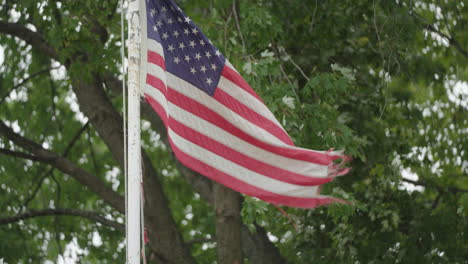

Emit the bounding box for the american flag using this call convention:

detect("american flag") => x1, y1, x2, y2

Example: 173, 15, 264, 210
142, 0, 350, 208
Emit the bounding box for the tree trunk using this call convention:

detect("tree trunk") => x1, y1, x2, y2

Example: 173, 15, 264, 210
214, 183, 243, 264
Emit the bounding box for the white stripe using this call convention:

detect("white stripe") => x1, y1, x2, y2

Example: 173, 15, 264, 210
225, 60, 238, 73
144, 84, 168, 112
147, 39, 164, 56
147, 63, 166, 84
218, 75, 285, 130
168, 128, 319, 198
167, 101, 329, 177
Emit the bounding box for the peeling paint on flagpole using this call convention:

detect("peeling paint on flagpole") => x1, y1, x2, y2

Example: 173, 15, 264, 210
127, 0, 142, 263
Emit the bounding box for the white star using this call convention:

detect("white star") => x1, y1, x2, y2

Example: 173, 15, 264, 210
206, 78, 213, 85
173, 30, 179, 38
192, 28, 199, 34
208, 39, 213, 45
184, 16, 191, 23
179, 42, 186, 49
189, 40, 196, 48
170, 6, 175, 11
150, 9, 156, 17
184, 55, 191, 62
190, 67, 197, 74
162, 32, 169, 40
211, 63, 217, 70
194, 53, 202, 60
173, 57, 180, 64
156, 20, 163, 27
167, 18, 174, 25
161, 6, 167, 12
215, 50, 221, 56
177, 6, 182, 11
199, 40, 206, 46
205, 51, 212, 58
167, 45, 175, 52
183, 28, 190, 35
200, 65, 207, 73
177, 17, 183, 23
153, 25, 158, 32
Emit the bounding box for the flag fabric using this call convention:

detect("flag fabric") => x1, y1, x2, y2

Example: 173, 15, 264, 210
141, 0, 350, 208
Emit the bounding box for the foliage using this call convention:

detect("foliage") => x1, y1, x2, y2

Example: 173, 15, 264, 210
0, 0, 467, 263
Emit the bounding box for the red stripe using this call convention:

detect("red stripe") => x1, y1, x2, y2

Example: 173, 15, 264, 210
221, 66, 263, 102
144, 94, 167, 127
213, 87, 294, 146
147, 50, 165, 70
146, 74, 166, 94
168, 136, 342, 208
168, 117, 332, 186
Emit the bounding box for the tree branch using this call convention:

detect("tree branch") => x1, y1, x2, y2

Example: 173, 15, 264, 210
0, 208, 124, 231
403, 6, 468, 59
0, 67, 60, 104
186, 237, 215, 245
401, 178, 468, 194
0, 120, 125, 213
23, 168, 51, 208
0, 147, 42, 162
23, 122, 90, 208
63, 121, 90, 156
0, 21, 58, 60
424, 23, 468, 59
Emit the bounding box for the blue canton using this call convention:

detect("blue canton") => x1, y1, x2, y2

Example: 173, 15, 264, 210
146, 0, 226, 96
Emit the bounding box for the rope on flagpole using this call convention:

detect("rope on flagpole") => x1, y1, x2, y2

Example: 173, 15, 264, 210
120, 0, 128, 262
141, 183, 147, 264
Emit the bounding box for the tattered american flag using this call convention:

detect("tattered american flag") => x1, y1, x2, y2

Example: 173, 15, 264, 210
141, 0, 350, 208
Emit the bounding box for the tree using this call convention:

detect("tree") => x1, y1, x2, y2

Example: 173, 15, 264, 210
0, 0, 466, 263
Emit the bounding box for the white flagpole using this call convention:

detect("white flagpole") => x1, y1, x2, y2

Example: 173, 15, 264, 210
127, 0, 141, 263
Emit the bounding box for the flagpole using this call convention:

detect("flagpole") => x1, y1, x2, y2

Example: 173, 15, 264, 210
127, 0, 141, 263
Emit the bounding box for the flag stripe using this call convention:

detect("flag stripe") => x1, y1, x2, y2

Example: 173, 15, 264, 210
168, 136, 341, 208
148, 39, 164, 54
213, 87, 294, 145
165, 71, 289, 146
147, 46, 287, 142
144, 94, 168, 126
167, 100, 330, 177
147, 74, 167, 93
145, 85, 332, 181
217, 75, 285, 131
169, 114, 332, 186
221, 66, 263, 102
146, 72, 337, 166
148, 50, 166, 70
145, 52, 341, 165
144, 91, 340, 205
147, 51, 291, 145
168, 128, 319, 197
